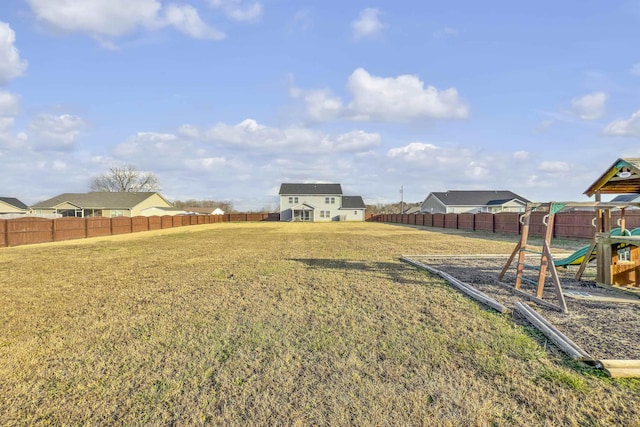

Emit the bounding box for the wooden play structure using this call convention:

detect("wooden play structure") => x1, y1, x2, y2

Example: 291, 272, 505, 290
499, 158, 640, 312
582, 158, 640, 287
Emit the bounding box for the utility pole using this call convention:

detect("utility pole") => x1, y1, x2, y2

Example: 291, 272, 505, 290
400, 185, 404, 214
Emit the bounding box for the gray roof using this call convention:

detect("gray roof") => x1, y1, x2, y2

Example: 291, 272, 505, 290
0, 197, 28, 210
31, 192, 167, 209
611, 194, 640, 202
403, 206, 421, 214
429, 190, 530, 206
341, 196, 366, 209
279, 183, 343, 195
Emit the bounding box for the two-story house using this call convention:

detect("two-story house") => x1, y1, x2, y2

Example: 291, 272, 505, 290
279, 183, 366, 222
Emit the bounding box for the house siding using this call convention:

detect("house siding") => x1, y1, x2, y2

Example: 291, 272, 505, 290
0, 201, 27, 214
420, 196, 447, 214
130, 193, 173, 216
280, 194, 342, 221
338, 209, 365, 221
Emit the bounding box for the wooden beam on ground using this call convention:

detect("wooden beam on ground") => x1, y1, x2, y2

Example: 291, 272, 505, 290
400, 257, 510, 314
542, 242, 568, 313
514, 302, 591, 360
495, 280, 565, 312
597, 360, 640, 378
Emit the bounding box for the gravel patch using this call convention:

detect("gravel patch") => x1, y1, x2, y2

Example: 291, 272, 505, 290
406, 255, 640, 360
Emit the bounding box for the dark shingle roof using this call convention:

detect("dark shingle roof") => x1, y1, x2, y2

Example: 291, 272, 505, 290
611, 194, 640, 202
430, 190, 530, 206
341, 196, 365, 209
31, 192, 165, 209
0, 197, 28, 210
279, 183, 343, 195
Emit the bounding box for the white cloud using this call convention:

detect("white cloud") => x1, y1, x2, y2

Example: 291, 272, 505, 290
0, 23, 28, 85
26, 0, 225, 41
603, 110, 640, 136
630, 63, 640, 76
178, 124, 200, 138
0, 117, 14, 133
570, 91, 607, 120
538, 160, 569, 173
0, 91, 19, 116
27, 0, 161, 37
334, 130, 381, 152
208, 0, 263, 22
351, 8, 385, 40
513, 151, 530, 160
387, 142, 439, 160
204, 118, 380, 153
134, 132, 178, 143
386, 142, 489, 182
162, 4, 226, 39
113, 131, 196, 170
346, 68, 469, 121
290, 68, 468, 123
300, 89, 343, 121
184, 156, 228, 170
28, 113, 85, 150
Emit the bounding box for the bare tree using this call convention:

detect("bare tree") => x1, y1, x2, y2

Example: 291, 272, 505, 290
90, 165, 161, 192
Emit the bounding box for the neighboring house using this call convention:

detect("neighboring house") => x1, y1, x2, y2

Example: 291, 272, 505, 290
0, 197, 28, 215
403, 206, 421, 215
279, 183, 366, 222
140, 206, 188, 216
30, 192, 175, 218
184, 207, 225, 215
420, 190, 530, 214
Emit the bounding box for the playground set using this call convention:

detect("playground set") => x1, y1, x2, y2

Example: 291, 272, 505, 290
500, 158, 640, 312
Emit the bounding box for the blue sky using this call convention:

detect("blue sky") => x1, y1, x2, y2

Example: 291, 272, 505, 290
1, 0, 640, 210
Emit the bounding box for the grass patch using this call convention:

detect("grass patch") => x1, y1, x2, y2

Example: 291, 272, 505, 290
0, 222, 639, 425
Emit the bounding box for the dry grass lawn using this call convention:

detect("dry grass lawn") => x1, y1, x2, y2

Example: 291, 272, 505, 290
1, 222, 639, 426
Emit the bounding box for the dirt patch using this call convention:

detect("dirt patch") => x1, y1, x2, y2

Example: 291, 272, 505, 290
405, 254, 640, 361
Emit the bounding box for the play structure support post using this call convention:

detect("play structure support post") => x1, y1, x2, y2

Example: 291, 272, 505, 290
499, 210, 530, 287
515, 211, 531, 290
619, 208, 626, 234
499, 202, 568, 313
536, 213, 555, 297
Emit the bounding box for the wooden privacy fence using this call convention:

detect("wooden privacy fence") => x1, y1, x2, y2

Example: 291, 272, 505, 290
0, 213, 281, 247
369, 211, 640, 240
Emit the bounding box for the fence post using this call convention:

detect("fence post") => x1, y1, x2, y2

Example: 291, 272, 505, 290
1, 219, 6, 247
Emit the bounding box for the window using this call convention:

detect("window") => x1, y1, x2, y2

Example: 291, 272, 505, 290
320, 210, 330, 218
618, 246, 631, 262
289, 197, 293, 203
325, 197, 330, 204
354, 211, 358, 215
288, 196, 299, 204
330, 197, 335, 204
110, 210, 124, 217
